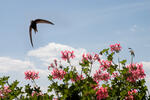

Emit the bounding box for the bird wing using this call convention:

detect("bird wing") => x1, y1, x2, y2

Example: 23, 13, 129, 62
35, 19, 54, 25
29, 24, 34, 47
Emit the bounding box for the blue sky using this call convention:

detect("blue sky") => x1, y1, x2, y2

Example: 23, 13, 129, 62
0, 0, 150, 92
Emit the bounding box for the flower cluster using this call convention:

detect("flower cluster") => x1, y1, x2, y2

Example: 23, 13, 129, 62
51, 68, 66, 80
82, 53, 100, 62
93, 69, 110, 82
126, 63, 146, 82
112, 72, 119, 78
61, 50, 75, 62
24, 70, 39, 80
100, 60, 112, 71
71, 74, 84, 82
0, 86, 11, 99
48, 59, 59, 70
125, 89, 137, 100
110, 43, 122, 53
32, 91, 43, 97
94, 59, 112, 83
82, 53, 93, 61
96, 87, 108, 100
94, 54, 101, 62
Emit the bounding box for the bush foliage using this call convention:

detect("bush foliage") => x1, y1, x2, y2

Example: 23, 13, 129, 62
0, 43, 149, 100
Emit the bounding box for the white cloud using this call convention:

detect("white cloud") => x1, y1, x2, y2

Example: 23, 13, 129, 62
0, 57, 34, 73
27, 42, 87, 67
142, 61, 150, 91
0, 56, 50, 93
142, 61, 150, 71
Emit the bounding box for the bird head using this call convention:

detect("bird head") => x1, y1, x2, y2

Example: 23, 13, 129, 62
31, 20, 34, 23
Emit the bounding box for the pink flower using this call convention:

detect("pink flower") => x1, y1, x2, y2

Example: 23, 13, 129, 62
61, 50, 75, 62
0, 86, 11, 99
48, 63, 54, 70
24, 70, 39, 80
100, 60, 112, 71
31, 91, 36, 96
125, 89, 137, 100
93, 69, 110, 82
48, 59, 58, 70
71, 74, 84, 82
3, 86, 11, 93
94, 54, 101, 62
126, 63, 146, 82
51, 68, 66, 80
96, 87, 108, 100
93, 69, 101, 82
112, 72, 119, 78
32, 91, 43, 96
100, 73, 111, 81
82, 53, 93, 61
81, 54, 89, 63
54, 59, 57, 66
110, 43, 122, 53
86, 53, 93, 60
0, 90, 3, 98
82, 53, 101, 64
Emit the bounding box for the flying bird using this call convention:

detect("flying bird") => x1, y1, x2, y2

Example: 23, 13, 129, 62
29, 19, 54, 47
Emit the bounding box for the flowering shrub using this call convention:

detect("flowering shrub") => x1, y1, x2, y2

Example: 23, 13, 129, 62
0, 43, 150, 100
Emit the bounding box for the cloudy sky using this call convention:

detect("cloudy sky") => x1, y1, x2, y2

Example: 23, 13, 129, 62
0, 0, 150, 92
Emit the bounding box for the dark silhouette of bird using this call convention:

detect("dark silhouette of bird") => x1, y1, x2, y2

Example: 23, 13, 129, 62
29, 19, 54, 47
128, 48, 135, 64
128, 48, 135, 57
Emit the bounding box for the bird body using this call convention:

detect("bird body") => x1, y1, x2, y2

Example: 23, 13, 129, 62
30, 20, 38, 33
29, 19, 54, 47
128, 48, 135, 57
128, 48, 135, 64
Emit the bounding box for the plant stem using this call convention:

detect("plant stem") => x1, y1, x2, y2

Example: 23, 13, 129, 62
131, 55, 133, 64
89, 62, 93, 76
32, 80, 38, 88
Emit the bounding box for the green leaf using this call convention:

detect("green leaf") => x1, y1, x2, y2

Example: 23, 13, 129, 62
64, 66, 69, 72
48, 75, 53, 80
107, 52, 114, 61
99, 48, 109, 55
120, 59, 127, 65
102, 84, 109, 88
110, 67, 115, 74
83, 68, 89, 75
79, 59, 90, 67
